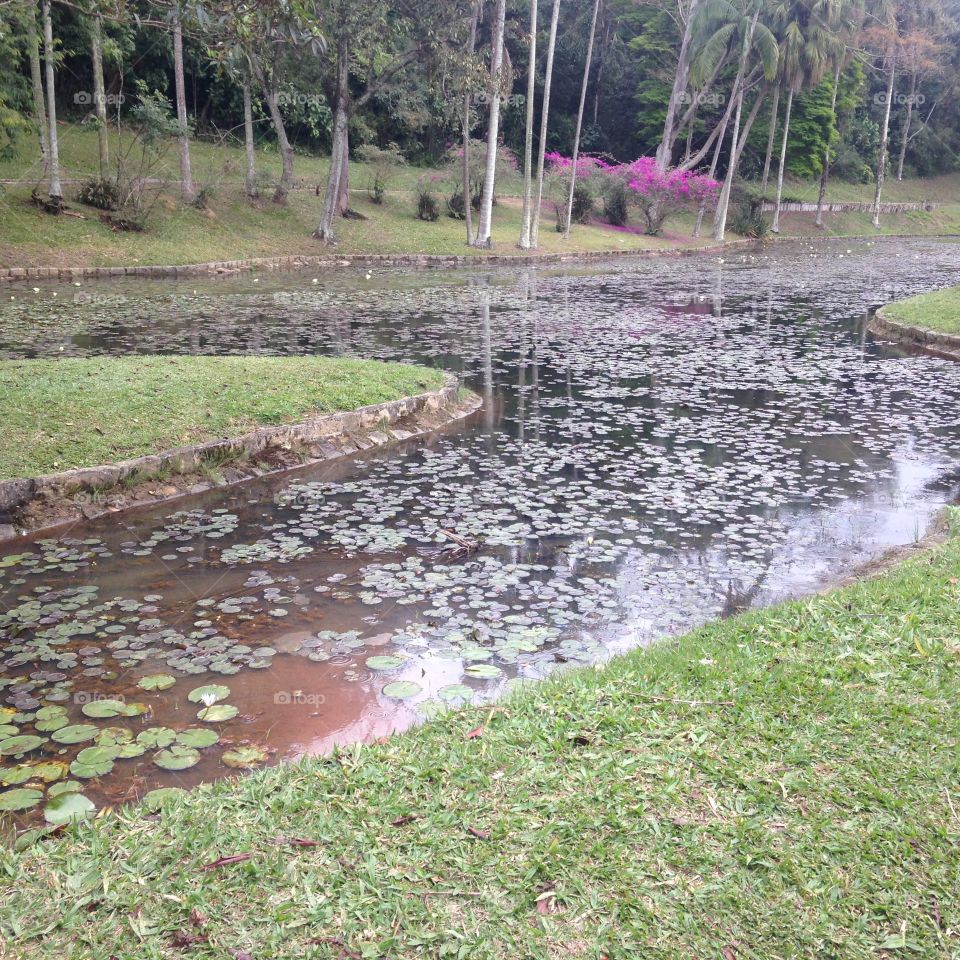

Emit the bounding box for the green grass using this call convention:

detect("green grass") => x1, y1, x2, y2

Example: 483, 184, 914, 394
884, 284, 960, 335
3, 522, 960, 958
1, 126, 957, 268
0, 356, 444, 480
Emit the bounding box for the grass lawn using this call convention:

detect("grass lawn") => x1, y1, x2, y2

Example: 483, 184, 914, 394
2, 126, 958, 268
3, 520, 959, 958
883, 284, 960, 335
0, 356, 444, 480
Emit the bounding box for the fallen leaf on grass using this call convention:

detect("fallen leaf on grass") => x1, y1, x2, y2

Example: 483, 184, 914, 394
391, 814, 418, 827
467, 826, 490, 840
722, 947, 737, 960
171, 930, 208, 947
228, 950, 252, 960
286, 837, 320, 847
466, 725, 484, 739
200, 853, 252, 870
190, 908, 208, 927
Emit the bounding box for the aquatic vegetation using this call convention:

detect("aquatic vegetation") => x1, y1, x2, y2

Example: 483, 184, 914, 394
2, 239, 960, 812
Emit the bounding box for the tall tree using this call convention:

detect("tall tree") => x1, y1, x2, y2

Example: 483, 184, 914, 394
562, 0, 601, 240
656, 0, 703, 169
28, 0, 49, 169
530, 0, 561, 248
461, 0, 481, 242
475, 0, 507, 247
518, 0, 539, 248
90, 15, 109, 177
40, 0, 61, 207
171, 4, 195, 201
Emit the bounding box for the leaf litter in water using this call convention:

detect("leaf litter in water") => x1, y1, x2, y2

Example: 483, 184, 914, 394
221, 745, 269, 768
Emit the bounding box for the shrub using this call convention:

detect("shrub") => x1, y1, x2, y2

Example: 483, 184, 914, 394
77, 176, 120, 210
730, 199, 769, 238
416, 177, 440, 221
571, 182, 594, 224
603, 180, 629, 226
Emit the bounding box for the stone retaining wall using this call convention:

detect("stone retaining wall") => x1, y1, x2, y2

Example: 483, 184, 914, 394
761, 201, 937, 214
0, 376, 479, 542
869, 307, 960, 361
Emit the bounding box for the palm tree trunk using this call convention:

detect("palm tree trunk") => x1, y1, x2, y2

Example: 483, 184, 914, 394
461, 0, 480, 243
242, 78, 258, 199
760, 81, 780, 196
872, 56, 895, 228
518, 0, 538, 248
475, 0, 507, 248
172, 7, 195, 201
314, 39, 350, 242
336, 126, 351, 216
815, 60, 842, 229
91, 16, 109, 177
656, 0, 702, 170
531, 0, 560, 248
896, 69, 917, 181
694, 103, 729, 238
28, 1, 48, 169
40, 0, 61, 205
771, 86, 794, 233
562, 0, 601, 240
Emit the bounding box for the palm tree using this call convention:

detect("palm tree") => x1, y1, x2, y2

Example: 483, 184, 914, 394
530, 0, 561, 248
27, 1, 48, 169
90, 15, 109, 178
518, 0, 539, 248
476, 0, 507, 247
562, 0, 601, 240
171, 3, 195, 202
770, 0, 841, 234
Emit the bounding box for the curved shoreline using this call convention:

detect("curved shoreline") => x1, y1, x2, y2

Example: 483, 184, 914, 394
868, 306, 960, 362
2, 232, 956, 284
0, 375, 480, 543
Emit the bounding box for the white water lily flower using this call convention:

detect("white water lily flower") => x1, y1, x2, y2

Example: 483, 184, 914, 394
201, 693, 217, 707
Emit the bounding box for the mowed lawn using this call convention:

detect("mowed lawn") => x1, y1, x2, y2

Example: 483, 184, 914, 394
0, 356, 444, 479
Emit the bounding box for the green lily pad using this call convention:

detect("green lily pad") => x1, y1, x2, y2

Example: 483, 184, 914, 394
0, 724, 19, 737
381, 681, 423, 700
81, 699, 145, 718
365, 655, 406, 671
464, 664, 503, 679
20, 761, 67, 783
221, 745, 268, 769
196, 704, 238, 723
187, 684, 230, 704
153, 745, 200, 771
51, 724, 99, 745
137, 727, 176, 749
137, 674, 176, 691
142, 787, 187, 811
0, 788, 43, 812
0, 766, 34, 786
0, 735, 46, 756
175, 728, 219, 748
48, 780, 83, 798
69, 745, 119, 778
44, 792, 95, 824
438, 684, 474, 703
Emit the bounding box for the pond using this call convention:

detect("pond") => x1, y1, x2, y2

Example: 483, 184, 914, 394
2, 237, 960, 822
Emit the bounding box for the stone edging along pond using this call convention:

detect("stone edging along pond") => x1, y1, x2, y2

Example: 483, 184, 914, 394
0, 375, 480, 544
869, 307, 960, 362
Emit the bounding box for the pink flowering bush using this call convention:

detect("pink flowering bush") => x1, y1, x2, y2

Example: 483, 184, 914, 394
543, 153, 720, 235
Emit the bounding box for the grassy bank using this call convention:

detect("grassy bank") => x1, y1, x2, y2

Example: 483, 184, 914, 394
883, 284, 960, 335
0, 356, 444, 480
3, 522, 959, 958
1, 126, 957, 267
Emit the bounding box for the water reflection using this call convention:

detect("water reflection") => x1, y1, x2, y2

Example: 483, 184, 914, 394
1, 237, 960, 817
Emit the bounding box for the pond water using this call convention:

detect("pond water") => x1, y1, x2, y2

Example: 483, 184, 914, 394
2, 237, 960, 822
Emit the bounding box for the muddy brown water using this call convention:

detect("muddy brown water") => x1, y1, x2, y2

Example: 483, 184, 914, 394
2, 237, 960, 822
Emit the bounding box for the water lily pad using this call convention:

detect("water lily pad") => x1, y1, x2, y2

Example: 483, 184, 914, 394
51, 724, 99, 745
44, 791, 95, 824
187, 684, 230, 704
20, 760, 67, 783
0, 724, 19, 737
142, 787, 187, 811
221, 745, 269, 768
365, 655, 406, 671
437, 684, 474, 703
381, 681, 422, 700
196, 704, 238, 723
48, 780, 83, 798
464, 664, 503, 679
0, 788, 43, 812
81, 699, 142, 719
0, 765, 34, 786
137, 674, 176, 691
137, 727, 176, 749
70, 745, 118, 778
0, 734, 46, 756
154, 745, 200, 771
175, 728, 219, 748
